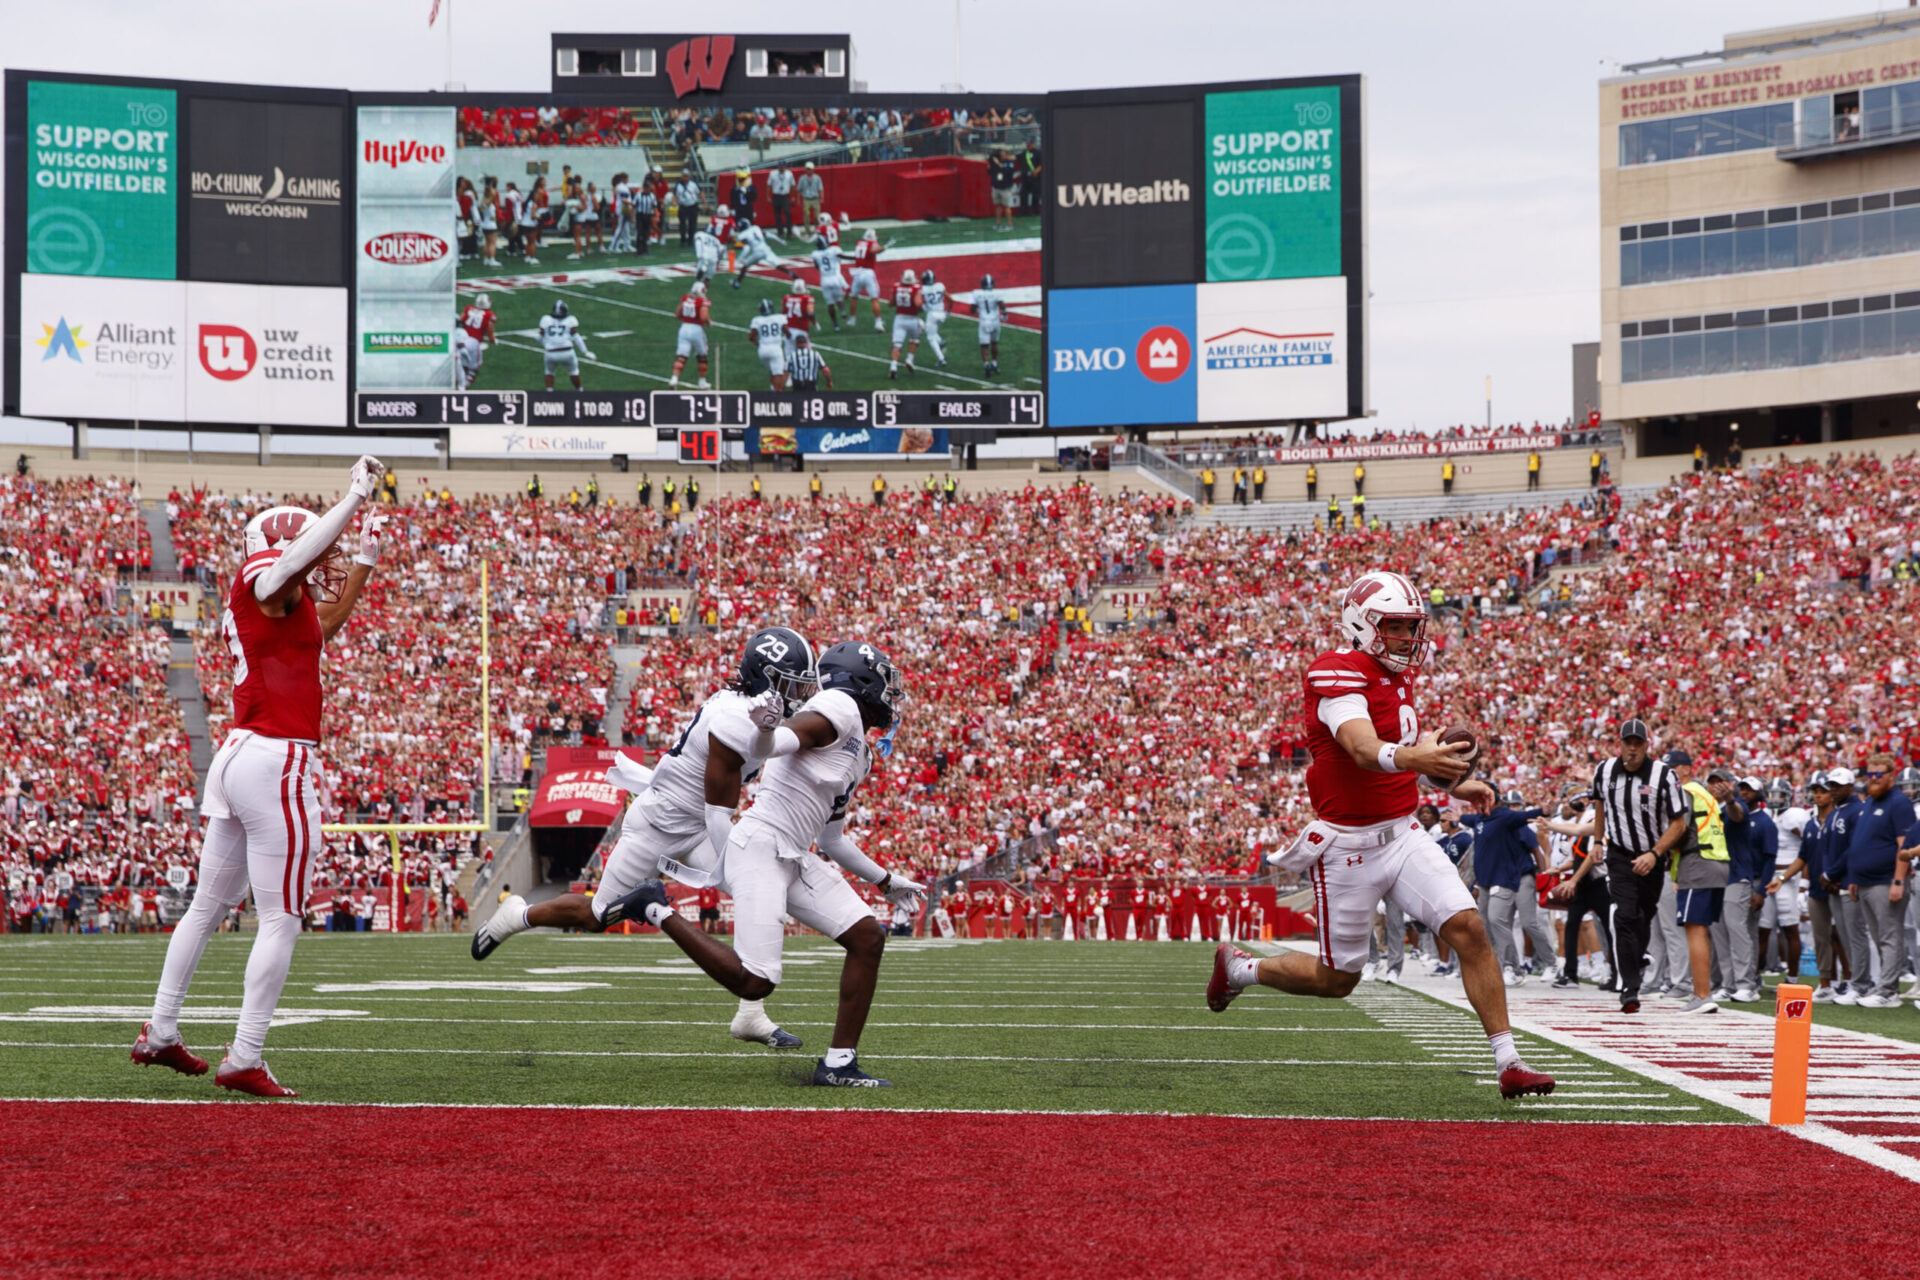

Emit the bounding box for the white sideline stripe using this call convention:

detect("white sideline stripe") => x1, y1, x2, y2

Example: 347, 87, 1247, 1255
0, 1095, 1745, 1123
0, 1013, 1395, 1031
0, 993, 1356, 1013
1512, 1103, 1703, 1112
1397, 978, 1920, 1184
0, 1043, 1494, 1067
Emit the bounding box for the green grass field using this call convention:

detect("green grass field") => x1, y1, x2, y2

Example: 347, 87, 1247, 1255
0, 933, 1747, 1120
458, 216, 1043, 395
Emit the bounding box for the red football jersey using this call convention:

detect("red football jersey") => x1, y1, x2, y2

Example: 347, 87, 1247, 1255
853, 239, 880, 270
782, 293, 813, 331
891, 283, 922, 315
1302, 649, 1420, 825
676, 294, 708, 325
459, 306, 494, 341
225, 550, 325, 741
820, 221, 840, 249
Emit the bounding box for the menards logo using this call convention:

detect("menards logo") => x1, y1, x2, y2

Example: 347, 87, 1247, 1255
363, 332, 448, 353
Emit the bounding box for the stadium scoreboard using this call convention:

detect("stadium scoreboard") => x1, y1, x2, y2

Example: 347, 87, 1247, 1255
354, 389, 1041, 430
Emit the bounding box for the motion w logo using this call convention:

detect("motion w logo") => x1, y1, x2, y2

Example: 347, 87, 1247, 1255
665, 36, 735, 98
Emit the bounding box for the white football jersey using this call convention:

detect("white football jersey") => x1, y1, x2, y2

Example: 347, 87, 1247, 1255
750, 314, 788, 347
637, 690, 774, 837
1775, 806, 1810, 866
974, 289, 1003, 323
738, 225, 767, 251
811, 245, 842, 280
694, 230, 722, 257
538, 313, 581, 354
455, 330, 481, 371
922, 281, 947, 314
738, 688, 869, 853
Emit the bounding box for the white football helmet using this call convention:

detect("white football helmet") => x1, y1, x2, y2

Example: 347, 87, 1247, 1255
790, 276, 808, 295
243, 506, 346, 602
1338, 571, 1429, 674
863, 228, 877, 242
475, 293, 491, 311
689, 280, 707, 297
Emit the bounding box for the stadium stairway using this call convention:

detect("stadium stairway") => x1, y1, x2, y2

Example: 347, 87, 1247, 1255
1191, 482, 1665, 533
139, 498, 216, 783
601, 644, 647, 747
138, 500, 178, 575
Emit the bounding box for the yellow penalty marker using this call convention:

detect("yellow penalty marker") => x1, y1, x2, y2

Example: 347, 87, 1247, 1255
1770, 982, 1812, 1126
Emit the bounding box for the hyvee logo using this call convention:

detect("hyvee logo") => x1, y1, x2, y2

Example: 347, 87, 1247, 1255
362, 139, 447, 169
197, 324, 256, 379
365, 232, 447, 264
191, 165, 342, 221
196, 323, 337, 384
1055, 179, 1191, 209
665, 36, 736, 98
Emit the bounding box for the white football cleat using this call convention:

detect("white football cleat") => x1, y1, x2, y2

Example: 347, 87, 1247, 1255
470, 894, 529, 961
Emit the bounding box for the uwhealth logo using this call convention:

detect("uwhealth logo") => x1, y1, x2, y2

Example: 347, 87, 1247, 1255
1056, 179, 1191, 208
1203, 328, 1335, 371
363, 332, 449, 354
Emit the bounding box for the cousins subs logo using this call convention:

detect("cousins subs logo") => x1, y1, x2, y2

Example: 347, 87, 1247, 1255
364, 231, 447, 264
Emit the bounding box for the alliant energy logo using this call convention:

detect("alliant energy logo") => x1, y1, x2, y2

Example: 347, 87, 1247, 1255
191, 166, 342, 219
39, 318, 179, 371
365, 231, 447, 264
1203, 328, 1335, 371
362, 138, 447, 169
1056, 179, 1190, 208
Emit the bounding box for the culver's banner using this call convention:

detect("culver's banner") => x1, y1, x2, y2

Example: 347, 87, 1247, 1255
748, 426, 949, 456
19, 274, 346, 425
355, 107, 456, 390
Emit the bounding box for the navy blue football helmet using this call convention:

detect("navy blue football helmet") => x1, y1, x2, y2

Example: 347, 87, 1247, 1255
738, 627, 817, 716
817, 640, 903, 731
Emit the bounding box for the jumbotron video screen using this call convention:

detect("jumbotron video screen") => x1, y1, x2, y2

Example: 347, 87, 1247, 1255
353, 99, 1046, 431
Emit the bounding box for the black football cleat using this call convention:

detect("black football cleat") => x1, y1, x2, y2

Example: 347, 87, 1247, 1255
811, 1055, 892, 1087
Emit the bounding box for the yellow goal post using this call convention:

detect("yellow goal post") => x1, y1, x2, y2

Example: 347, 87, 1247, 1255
319, 562, 492, 931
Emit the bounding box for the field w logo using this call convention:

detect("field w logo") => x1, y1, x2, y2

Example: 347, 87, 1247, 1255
665, 36, 735, 98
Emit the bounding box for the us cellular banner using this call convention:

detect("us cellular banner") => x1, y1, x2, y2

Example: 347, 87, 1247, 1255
26, 80, 178, 279
356, 107, 456, 390
19, 274, 347, 425
1194, 277, 1347, 421
1205, 86, 1341, 282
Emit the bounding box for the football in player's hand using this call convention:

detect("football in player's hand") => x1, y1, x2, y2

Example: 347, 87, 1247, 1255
1421, 725, 1480, 791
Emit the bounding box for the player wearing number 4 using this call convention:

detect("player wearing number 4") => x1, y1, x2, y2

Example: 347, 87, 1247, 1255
472, 629, 820, 1050
603, 641, 919, 1087
1206, 571, 1555, 1099
132, 456, 389, 1098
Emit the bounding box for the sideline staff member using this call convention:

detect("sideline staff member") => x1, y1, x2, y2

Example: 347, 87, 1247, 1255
1589, 719, 1691, 1014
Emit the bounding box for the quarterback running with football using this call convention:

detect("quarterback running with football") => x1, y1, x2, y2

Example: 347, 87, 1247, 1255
131, 456, 388, 1098
607, 641, 922, 1086
1207, 572, 1555, 1098
472, 628, 818, 1050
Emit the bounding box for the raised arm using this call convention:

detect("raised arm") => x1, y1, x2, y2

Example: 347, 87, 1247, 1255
252, 456, 380, 602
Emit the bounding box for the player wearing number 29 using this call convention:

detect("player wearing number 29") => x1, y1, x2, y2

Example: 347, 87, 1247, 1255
604, 640, 922, 1087
1207, 571, 1555, 1098
131, 455, 389, 1098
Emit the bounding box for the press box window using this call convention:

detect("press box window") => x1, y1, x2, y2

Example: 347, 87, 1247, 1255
745, 47, 842, 77
555, 48, 655, 77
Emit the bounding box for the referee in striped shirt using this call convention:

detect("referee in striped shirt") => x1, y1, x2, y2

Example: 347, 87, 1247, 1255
1590, 719, 1693, 1014
631, 185, 658, 255
788, 332, 830, 390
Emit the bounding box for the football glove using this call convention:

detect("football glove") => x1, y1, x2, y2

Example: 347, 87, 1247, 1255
747, 689, 783, 732
357, 513, 388, 566
348, 454, 383, 500
880, 872, 925, 913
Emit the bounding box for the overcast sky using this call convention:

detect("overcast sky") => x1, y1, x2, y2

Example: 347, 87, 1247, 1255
0, 0, 1892, 435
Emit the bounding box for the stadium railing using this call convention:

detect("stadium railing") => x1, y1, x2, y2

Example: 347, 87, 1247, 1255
1111, 442, 1204, 505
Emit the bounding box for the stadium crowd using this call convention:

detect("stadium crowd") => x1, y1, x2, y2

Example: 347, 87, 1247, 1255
5, 451, 1918, 947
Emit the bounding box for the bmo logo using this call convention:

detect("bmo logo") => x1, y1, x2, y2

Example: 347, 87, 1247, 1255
1053, 346, 1126, 373
1136, 326, 1190, 383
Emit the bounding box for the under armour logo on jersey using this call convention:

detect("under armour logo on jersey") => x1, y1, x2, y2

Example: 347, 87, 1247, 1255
1345, 854, 1365, 867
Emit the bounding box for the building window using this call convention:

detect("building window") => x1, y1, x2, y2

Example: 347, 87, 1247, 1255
1621, 291, 1920, 383
1619, 102, 1792, 166
1618, 186, 1920, 286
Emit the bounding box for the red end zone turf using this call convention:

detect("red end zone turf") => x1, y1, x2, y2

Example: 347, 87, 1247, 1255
3, 1104, 1911, 1278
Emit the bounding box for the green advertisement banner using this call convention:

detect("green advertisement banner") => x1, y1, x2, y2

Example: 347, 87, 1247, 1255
1204, 86, 1340, 282
26, 80, 178, 278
